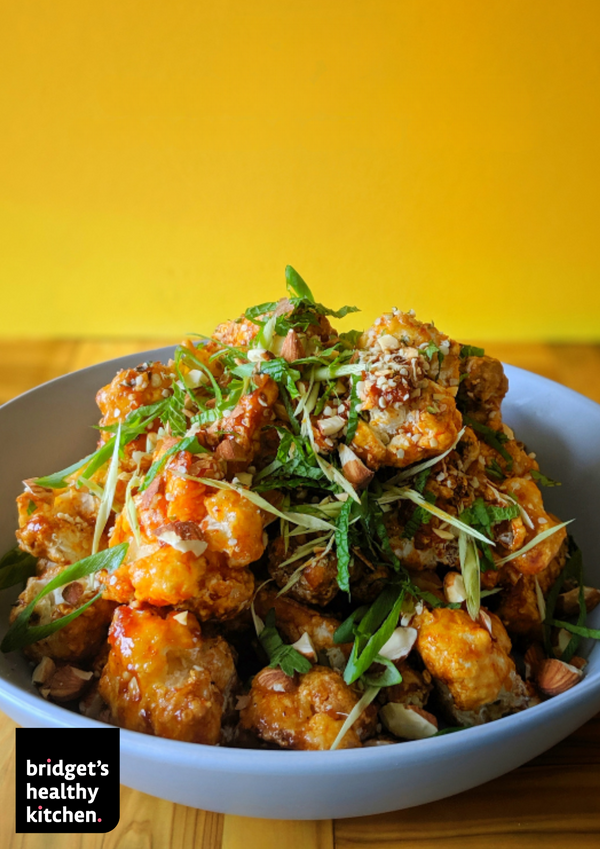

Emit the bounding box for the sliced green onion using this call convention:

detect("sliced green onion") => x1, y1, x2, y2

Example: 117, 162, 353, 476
330, 687, 379, 751
380, 486, 494, 546
276, 534, 335, 596
1, 544, 128, 653
459, 530, 480, 620
389, 427, 466, 485
125, 471, 142, 547
0, 547, 37, 591
182, 475, 335, 532
92, 423, 122, 555
495, 520, 573, 565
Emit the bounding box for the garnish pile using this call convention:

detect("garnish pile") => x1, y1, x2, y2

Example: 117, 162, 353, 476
2, 267, 599, 750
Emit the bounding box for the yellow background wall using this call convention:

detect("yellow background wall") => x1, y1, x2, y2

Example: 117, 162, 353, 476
0, 1, 598, 341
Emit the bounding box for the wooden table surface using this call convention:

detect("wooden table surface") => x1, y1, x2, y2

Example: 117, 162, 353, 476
1, 338, 599, 848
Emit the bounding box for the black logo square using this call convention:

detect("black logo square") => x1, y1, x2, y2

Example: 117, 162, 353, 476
15, 727, 120, 833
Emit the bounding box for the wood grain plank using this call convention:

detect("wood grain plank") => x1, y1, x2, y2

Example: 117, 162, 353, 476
334, 716, 600, 848
221, 817, 334, 849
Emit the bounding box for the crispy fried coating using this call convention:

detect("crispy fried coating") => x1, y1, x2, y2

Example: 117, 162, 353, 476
240, 665, 376, 750
496, 542, 567, 639
99, 606, 237, 744
351, 312, 463, 470
502, 478, 567, 575
16, 484, 98, 566
200, 488, 266, 567
206, 374, 279, 468
267, 535, 340, 606
96, 362, 173, 431
414, 607, 516, 712
381, 661, 433, 709
359, 310, 461, 388
458, 355, 508, 426
10, 565, 115, 663
255, 589, 343, 651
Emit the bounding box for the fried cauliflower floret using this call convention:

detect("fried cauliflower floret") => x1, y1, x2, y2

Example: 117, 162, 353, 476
351, 323, 462, 469
458, 354, 508, 426
99, 606, 237, 744
212, 316, 260, 348
380, 660, 433, 709
255, 589, 343, 651
10, 566, 115, 663
502, 478, 567, 575
240, 665, 376, 750
206, 374, 279, 469
96, 362, 173, 431
16, 484, 99, 566
267, 535, 340, 607
164, 451, 225, 525
496, 542, 567, 639
200, 488, 267, 567
414, 607, 516, 713
100, 539, 255, 621
359, 309, 461, 388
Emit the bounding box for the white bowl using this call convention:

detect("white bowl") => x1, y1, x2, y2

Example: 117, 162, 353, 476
1, 351, 599, 819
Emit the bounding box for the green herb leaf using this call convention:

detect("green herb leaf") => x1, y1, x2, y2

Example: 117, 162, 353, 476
335, 499, 354, 592
531, 469, 562, 487
345, 375, 360, 444
334, 606, 369, 644
1, 544, 128, 653
549, 619, 600, 641
462, 414, 513, 470
285, 265, 315, 303
258, 609, 313, 677
343, 584, 405, 684
486, 459, 505, 481
360, 654, 403, 688
259, 358, 301, 399
0, 547, 37, 591
460, 345, 485, 358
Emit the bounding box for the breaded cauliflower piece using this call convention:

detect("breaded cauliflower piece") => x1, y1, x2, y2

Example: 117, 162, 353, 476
100, 440, 264, 619
240, 665, 376, 750
352, 311, 463, 469
414, 607, 517, 713
99, 606, 237, 744
200, 488, 267, 568
206, 374, 279, 468
502, 478, 567, 575
496, 543, 567, 639
267, 535, 340, 607
458, 354, 508, 426
10, 565, 115, 663
359, 309, 461, 388
255, 589, 343, 651
16, 484, 99, 566
380, 661, 433, 709
96, 362, 173, 431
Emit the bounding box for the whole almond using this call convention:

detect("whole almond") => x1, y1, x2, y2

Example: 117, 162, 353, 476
45, 666, 94, 702
254, 667, 297, 693
62, 581, 85, 606
537, 658, 583, 697
339, 444, 374, 489
280, 329, 305, 363
555, 586, 600, 617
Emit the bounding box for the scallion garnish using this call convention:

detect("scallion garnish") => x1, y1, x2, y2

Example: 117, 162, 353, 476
1, 544, 128, 653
